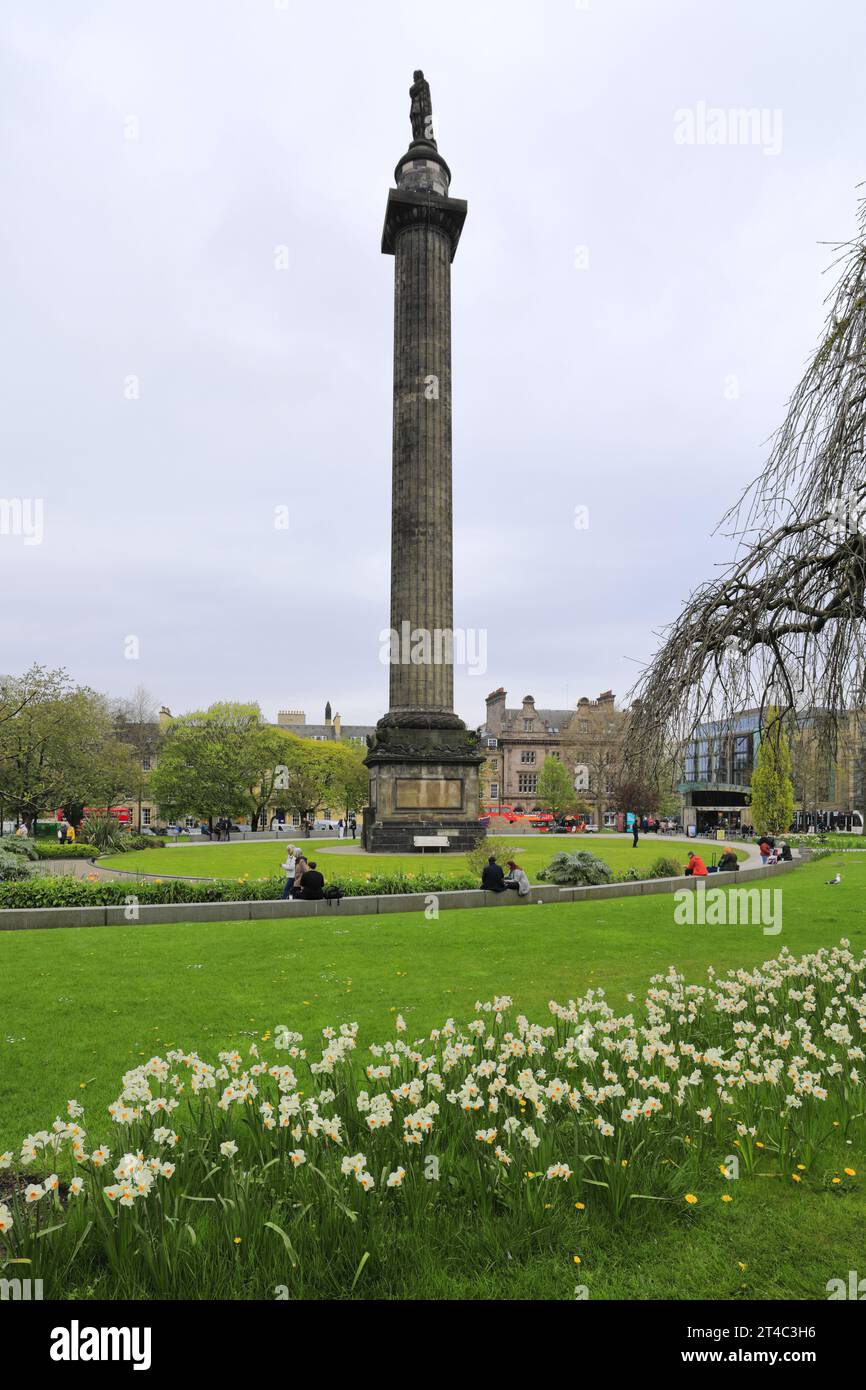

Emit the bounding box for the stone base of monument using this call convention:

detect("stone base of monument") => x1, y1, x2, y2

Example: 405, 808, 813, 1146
363, 721, 487, 854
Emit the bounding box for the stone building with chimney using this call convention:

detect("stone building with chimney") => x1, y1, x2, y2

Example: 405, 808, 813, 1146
480, 687, 627, 826
276, 704, 374, 748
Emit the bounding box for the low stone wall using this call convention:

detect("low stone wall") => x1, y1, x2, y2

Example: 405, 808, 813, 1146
0, 862, 797, 932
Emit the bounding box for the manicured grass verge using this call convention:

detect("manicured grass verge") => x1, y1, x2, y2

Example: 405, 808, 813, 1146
96, 835, 736, 883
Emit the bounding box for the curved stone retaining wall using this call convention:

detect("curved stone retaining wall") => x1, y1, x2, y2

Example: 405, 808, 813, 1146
0, 862, 797, 931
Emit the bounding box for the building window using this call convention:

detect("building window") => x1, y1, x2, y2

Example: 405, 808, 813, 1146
489, 782, 499, 800
142, 756, 151, 772
518, 773, 537, 794
142, 808, 151, 825
523, 720, 533, 731
579, 720, 589, 734
485, 736, 498, 748
520, 750, 536, 764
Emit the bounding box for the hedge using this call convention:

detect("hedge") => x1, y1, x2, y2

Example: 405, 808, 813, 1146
33, 842, 99, 860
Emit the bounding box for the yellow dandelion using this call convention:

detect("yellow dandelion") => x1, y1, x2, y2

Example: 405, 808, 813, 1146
791, 1173, 801, 1183
721, 1194, 733, 1203
574, 1202, 585, 1210
844, 1168, 856, 1177
684, 1193, 698, 1205
573, 1255, 581, 1265
233, 1236, 242, 1245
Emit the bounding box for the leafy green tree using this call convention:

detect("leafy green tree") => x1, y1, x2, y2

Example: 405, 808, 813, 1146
0, 672, 133, 830
536, 756, 574, 818
274, 736, 335, 825
324, 744, 368, 819
249, 724, 303, 830
149, 703, 266, 825
750, 709, 795, 835
112, 686, 161, 829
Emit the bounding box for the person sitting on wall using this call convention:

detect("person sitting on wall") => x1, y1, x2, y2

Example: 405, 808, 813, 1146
481, 856, 507, 892
718, 847, 739, 872
780, 842, 793, 861
281, 845, 298, 900
684, 851, 707, 877
299, 860, 325, 900
504, 860, 531, 896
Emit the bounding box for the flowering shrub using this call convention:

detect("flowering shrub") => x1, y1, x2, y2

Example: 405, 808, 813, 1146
1, 943, 862, 1299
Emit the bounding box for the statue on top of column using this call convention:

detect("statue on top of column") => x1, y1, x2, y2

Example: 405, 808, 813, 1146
409, 69, 434, 144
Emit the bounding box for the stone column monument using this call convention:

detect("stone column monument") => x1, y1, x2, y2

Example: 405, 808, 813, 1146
363, 71, 485, 853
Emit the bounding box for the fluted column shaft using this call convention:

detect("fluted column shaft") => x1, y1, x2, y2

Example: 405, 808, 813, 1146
389, 221, 454, 714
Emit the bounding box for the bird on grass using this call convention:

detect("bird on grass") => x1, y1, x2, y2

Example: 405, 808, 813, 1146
826, 873, 842, 885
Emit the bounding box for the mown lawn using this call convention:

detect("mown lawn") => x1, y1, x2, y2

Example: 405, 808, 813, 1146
0, 853, 853, 1145
2, 852, 862, 1300
97, 834, 736, 883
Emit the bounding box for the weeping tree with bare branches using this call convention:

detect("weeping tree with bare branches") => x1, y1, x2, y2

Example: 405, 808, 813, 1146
624, 193, 866, 783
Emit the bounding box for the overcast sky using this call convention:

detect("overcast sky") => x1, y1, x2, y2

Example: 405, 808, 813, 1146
2, 0, 863, 729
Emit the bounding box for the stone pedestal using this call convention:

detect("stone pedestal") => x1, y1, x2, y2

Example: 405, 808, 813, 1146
365, 716, 484, 852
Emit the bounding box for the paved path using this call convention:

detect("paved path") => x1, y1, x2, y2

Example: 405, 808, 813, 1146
32, 834, 765, 881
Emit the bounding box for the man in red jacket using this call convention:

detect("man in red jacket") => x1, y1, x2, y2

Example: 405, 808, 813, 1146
685, 851, 708, 876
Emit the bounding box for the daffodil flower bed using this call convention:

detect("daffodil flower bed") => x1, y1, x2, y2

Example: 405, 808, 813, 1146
1, 942, 863, 1299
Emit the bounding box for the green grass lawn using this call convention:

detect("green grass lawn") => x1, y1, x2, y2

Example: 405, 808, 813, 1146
0, 851, 839, 1149
2, 851, 861, 1300
97, 834, 735, 883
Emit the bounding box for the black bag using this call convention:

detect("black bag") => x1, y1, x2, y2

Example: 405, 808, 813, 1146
324, 886, 344, 903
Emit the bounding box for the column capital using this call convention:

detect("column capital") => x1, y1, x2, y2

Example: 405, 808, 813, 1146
381, 188, 468, 261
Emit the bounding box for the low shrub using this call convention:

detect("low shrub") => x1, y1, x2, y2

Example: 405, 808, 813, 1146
537, 851, 614, 886
0, 835, 39, 861
0, 850, 31, 881
465, 842, 522, 880
645, 855, 683, 879
33, 841, 98, 860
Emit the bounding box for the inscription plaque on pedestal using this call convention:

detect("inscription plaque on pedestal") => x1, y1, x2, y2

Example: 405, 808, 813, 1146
395, 778, 463, 811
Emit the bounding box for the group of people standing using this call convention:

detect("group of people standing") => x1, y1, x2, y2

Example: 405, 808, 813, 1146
56, 818, 77, 845
280, 846, 325, 900
337, 818, 357, 840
